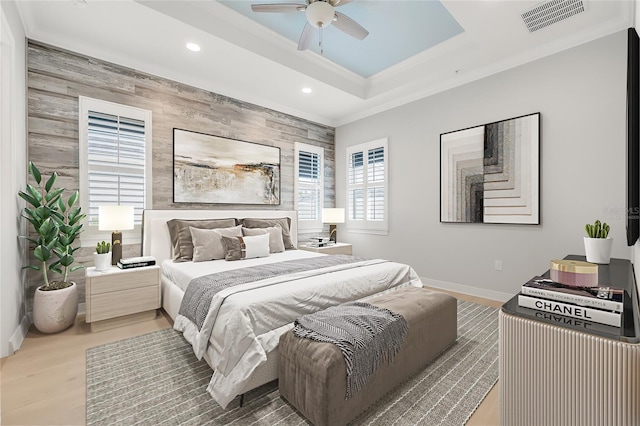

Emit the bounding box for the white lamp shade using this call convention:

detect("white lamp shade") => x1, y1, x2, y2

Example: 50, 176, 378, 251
322, 208, 345, 224
306, 1, 334, 28
98, 205, 134, 231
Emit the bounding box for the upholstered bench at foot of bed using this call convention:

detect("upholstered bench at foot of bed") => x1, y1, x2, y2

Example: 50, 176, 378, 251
278, 286, 458, 426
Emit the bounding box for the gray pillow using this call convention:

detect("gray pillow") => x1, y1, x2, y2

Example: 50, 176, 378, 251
167, 218, 236, 262
242, 225, 285, 253
241, 217, 295, 249
189, 225, 243, 262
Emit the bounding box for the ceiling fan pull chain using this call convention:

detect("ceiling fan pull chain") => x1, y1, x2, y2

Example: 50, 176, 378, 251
319, 26, 324, 55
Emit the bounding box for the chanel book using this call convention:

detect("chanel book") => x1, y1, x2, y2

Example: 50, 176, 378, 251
518, 294, 621, 327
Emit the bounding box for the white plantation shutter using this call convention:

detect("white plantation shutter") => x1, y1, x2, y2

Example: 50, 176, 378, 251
346, 138, 388, 234
295, 143, 324, 231
79, 97, 152, 246
367, 147, 385, 221
87, 112, 146, 225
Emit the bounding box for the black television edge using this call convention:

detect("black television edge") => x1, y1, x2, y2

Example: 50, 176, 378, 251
627, 28, 639, 246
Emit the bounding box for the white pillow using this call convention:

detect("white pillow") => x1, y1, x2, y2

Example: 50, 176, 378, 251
243, 234, 270, 259
189, 225, 243, 262
222, 233, 270, 261
242, 225, 285, 253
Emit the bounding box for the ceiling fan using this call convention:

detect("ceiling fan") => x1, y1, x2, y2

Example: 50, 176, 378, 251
251, 0, 369, 53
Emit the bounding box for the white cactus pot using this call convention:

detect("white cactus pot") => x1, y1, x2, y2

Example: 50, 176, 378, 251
584, 237, 613, 264
94, 252, 111, 272
33, 282, 78, 334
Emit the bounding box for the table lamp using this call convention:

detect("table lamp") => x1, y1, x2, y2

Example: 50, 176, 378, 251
99, 205, 134, 265
322, 208, 345, 244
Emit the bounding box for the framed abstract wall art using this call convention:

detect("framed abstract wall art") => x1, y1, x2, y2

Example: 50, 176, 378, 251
173, 128, 280, 205
440, 112, 540, 224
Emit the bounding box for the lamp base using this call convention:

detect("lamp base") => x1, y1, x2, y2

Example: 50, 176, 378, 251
329, 224, 337, 243
111, 231, 123, 265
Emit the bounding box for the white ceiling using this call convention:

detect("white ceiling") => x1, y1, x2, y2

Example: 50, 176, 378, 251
16, 1, 634, 127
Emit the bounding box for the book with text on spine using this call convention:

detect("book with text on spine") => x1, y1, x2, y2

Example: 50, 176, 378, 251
519, 306, 622, 335
117, 260, 156, 269
518, 294, 621, 327
119, 256, 155, 265
522, 277, 624, 313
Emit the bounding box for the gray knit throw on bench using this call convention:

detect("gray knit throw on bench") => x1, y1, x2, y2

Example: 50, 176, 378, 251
293, 301, 408, 399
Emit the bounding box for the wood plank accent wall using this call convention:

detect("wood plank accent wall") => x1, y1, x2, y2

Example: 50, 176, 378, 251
26, 40, 335, 302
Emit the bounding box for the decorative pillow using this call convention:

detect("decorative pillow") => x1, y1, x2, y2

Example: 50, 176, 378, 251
167, 218, 236, 262
222, 234, 270, 261
241, 217, 295, 249
189, 225, 243, 262
242, 225, 285, 253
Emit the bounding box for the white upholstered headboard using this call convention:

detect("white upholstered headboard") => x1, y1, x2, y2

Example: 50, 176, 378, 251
141, 209, 298, 264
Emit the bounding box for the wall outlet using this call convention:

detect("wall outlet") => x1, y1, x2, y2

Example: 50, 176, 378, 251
494, 260, 503, 271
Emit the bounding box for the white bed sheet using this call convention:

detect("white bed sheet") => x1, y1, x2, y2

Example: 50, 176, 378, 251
161, 249, 323, 291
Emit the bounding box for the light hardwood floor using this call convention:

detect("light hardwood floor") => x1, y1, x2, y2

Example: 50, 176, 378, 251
1, 290, 502, 426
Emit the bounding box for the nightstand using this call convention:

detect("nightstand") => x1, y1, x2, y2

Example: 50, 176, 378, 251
85, 265, 160, 332
299, 242, 352, 255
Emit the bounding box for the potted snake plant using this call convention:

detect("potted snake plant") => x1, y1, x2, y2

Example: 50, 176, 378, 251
584, 219, 613, 264
19, 162, 86, 333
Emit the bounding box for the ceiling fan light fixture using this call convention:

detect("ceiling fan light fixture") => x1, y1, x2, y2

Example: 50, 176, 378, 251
306, 1, 334, 28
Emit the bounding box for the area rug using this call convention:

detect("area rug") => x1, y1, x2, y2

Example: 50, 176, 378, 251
86, 300, 498, 426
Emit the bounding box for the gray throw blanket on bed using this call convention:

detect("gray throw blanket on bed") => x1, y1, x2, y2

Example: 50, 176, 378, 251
293, 302, 408, 399
179, 254, 368, 331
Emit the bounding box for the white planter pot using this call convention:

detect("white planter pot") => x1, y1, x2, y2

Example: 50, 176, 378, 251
584, 237, 613, 264
33, 281, 78, 334
94, 252, 111, 271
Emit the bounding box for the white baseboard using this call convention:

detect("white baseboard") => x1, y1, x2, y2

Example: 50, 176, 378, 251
5, 303, 85, 357
8, 314, 30, 355
420, 276, 514, 303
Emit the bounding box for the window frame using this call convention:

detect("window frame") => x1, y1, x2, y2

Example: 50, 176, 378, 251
346, 138, 388, 235
78, 96, 152, 247
294, 142, 324, 232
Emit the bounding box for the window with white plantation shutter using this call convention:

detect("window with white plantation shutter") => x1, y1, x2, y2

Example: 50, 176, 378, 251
346, 138, 388, 234
79, 97, 152, 246
295, 143, 324, 231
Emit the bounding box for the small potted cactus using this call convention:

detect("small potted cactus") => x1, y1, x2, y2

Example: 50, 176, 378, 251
584, 219, 613, 264
94, 240, 111, 272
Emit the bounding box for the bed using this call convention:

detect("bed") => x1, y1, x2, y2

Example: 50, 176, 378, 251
142, 209, 423, 408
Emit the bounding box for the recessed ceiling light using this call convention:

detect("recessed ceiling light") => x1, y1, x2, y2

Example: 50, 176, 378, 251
186, 43, 201, 52
302, 87, 312, 94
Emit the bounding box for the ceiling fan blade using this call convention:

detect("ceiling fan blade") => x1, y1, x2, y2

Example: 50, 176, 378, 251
251, 3, 305, 13
297, 22, 314, 51
333, 11, 368, 40
329, 0, 353, 7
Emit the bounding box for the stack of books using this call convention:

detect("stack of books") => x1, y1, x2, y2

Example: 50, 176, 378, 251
117, 256, 156, 270
308, 237, 332, 248
518, 276, 624, 328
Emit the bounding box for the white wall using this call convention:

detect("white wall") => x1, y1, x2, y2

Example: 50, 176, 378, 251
1, 0, 28, 358
336, 30, 629, 302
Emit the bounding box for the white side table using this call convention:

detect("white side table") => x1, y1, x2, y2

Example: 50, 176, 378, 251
299, 242, 352, 255
85, 265, 160, 332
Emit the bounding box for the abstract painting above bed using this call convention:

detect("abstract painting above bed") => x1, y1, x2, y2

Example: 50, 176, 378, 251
173, 128, 280, 205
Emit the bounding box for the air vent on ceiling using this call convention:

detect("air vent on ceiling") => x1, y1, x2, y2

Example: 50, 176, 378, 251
521, 0, 585, 33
